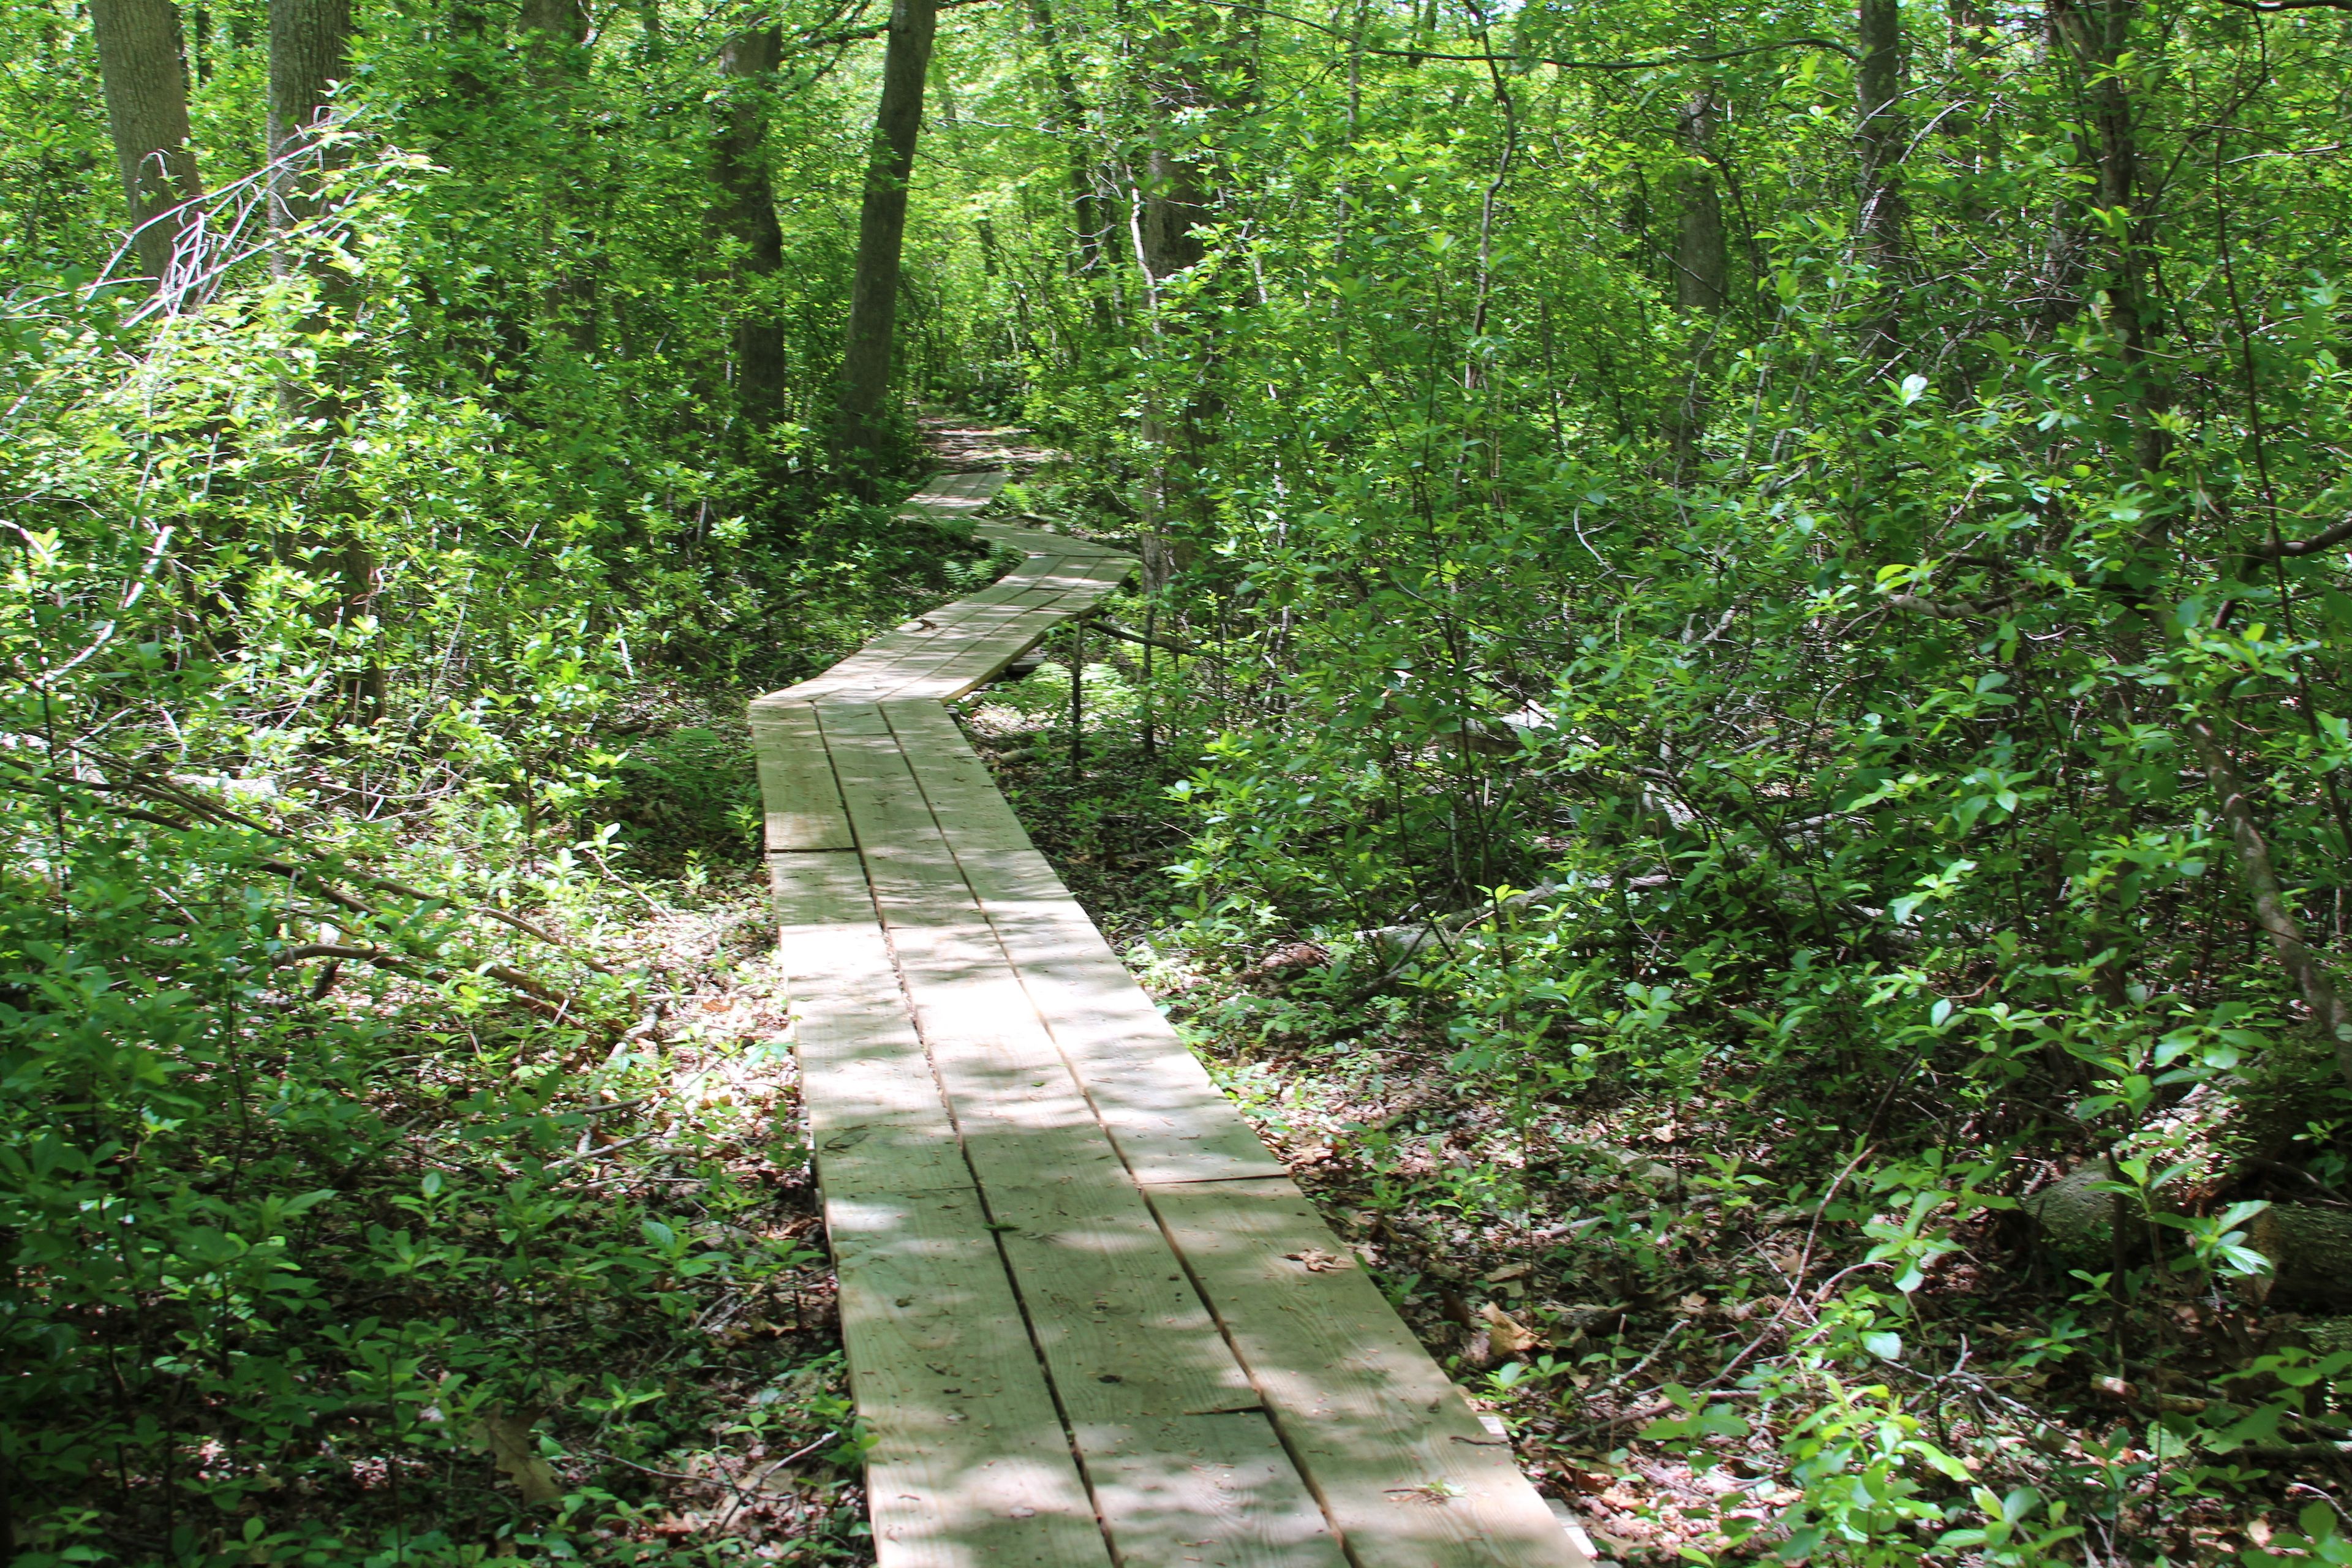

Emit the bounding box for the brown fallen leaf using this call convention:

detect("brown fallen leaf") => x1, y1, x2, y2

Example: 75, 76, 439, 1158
1480, 1301, 1540, 1355
1482, 1262, 1531, 1283
1285, 1247, 1352, 1273
470, 1405, 561, 1506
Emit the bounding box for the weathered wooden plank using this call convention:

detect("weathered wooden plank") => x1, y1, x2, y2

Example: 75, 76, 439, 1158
876, 703, 1034, 851
831, 1185, 1112, 1568
818, 704, 1341, 1567
989, 1174, 1344, 1568
1148, 1177, 1591, 1568
770, 852, 966, 1196
769, 850, 1109, 1568
752, 703, 856, 852
969, 876, 1288, 1186
871, 703, 1287, 1186
880, 916, 1341, 1567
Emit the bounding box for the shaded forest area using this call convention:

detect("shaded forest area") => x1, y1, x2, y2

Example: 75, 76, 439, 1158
7, 0, 2352, 1562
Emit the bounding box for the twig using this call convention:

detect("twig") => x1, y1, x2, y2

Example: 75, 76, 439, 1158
540, 1126, 667, 1175
1611, 1318, 1691, 1390
1081, 614, 1200, 656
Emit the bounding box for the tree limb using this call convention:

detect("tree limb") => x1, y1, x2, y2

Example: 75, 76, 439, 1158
1080, 614, 1199, 655
2244, 512, 2352, 559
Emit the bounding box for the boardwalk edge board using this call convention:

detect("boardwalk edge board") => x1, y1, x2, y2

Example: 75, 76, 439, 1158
751, 469, 1594, 1568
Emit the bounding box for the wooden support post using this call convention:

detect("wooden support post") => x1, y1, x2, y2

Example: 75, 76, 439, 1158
1068, 619, 1084, 784
1140, 597, 1156, 760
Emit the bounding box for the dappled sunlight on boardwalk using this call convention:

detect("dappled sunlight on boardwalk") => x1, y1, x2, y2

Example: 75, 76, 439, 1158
750, 472, 1591, 1567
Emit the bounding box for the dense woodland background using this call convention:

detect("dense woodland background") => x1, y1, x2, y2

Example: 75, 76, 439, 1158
9, 0, 2352, 1562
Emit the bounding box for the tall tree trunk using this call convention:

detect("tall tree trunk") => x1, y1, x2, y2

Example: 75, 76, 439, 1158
90, 0, 203, 288
1855, 0, 1908, 354
1026, 0, 1111, 333
268, 0, 352, 230
715, 26, 787, 429
519, 0, 598, 352
1671, 88, 1727, 315
1855, 0, 1907, 266
269, 0, 377, 717
2051, 0, 2168, 480
519, 0, 587, 72
832, 0, 939, 489
1135, 3, 1213, 285
1130, 1, 1224, 581
1665, 80, 1725, 470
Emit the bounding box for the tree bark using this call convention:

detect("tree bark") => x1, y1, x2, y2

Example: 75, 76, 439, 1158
715, 25, 788, 429
1129, 1, 1228, 582
1026, 0, 1112, 330
268, 0, 353, 231
269, 0, 377, 717
518, 0, 598, 352
89, 0, 203, 287
1665, 78, 1725, 470
519, 0, 587, 73
1671, 89, 1727, 316
832, 0, 939, 489
1855, 0, 1907, 278
2049, 0, 2169, 478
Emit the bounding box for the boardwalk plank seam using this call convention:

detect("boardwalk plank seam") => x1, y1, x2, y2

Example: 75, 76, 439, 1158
753, 470, 1591, 1568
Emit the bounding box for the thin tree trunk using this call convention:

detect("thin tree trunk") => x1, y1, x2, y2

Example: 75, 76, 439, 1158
832, 0, 939, 489
519, 0, 597, 352
1665, 78, 1725, 470
715, 26, 787, 429
90, 0, 203, 287
1672, 88, 1727, 315
1026, 0, 1111, 331
519, 0, 587, 75
1131, 1, 1223, 581
1855, 0, 1907, 282
2051, 0, 2168, 479
269, 0, 377, 717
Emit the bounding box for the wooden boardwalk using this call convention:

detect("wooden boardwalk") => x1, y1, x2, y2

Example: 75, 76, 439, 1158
752, 471, 1592, 1568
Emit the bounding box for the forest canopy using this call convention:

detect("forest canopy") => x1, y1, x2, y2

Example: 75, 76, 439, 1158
7, 0, 2352, 1562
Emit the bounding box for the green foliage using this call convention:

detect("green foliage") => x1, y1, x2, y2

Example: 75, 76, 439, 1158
946, 0, 2352, 1556
19, 0, 2352, 1555
0, 0, 971, 1551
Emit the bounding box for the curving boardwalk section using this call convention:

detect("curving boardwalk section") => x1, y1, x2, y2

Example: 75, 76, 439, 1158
752, 471, 1591, 1568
